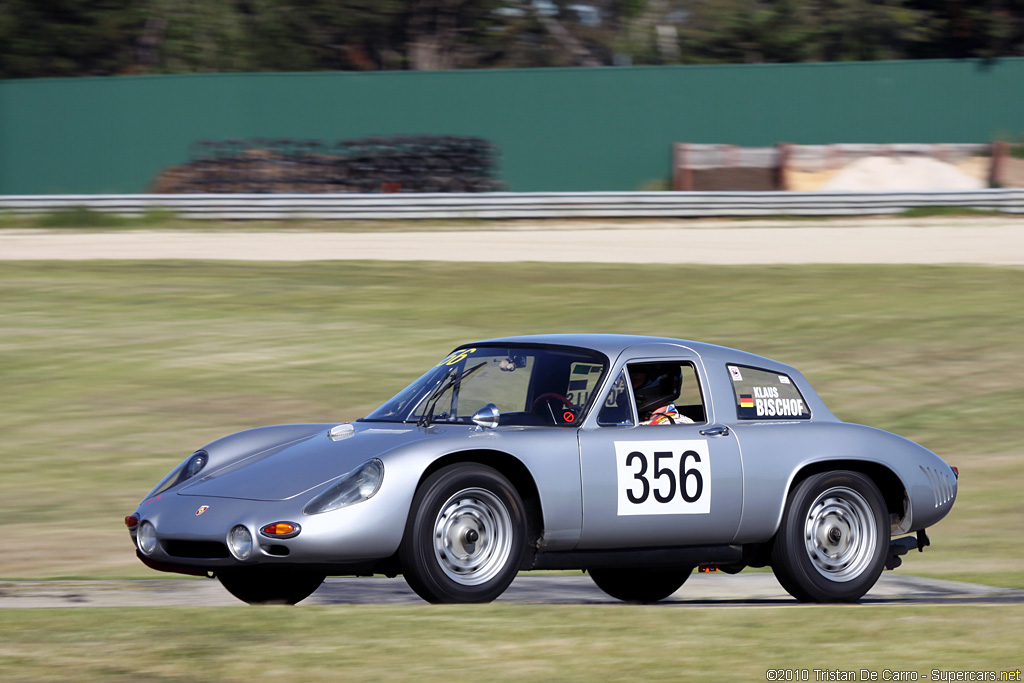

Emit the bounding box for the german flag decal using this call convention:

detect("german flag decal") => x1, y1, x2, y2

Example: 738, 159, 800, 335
739, 394, 754, 408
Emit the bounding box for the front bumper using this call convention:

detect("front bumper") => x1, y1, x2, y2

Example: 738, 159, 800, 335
127, 485, 411, 575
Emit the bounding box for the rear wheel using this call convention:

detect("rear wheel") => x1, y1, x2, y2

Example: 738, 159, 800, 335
400, 463, 526, 603
589, 567, 693, 603
217, 567, 325, 605
771, 470, 888, 603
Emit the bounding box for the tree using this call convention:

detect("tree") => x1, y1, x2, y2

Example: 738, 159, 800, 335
3, 0, 1024, 79
0, 0, 144, 78
805, 0, 934, 62
908, 0, 1024, 59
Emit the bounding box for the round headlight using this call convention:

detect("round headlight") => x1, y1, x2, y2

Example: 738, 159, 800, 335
227, 525, 253, 560
137, 521, 158, 555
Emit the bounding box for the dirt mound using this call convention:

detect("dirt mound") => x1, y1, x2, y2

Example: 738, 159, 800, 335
820, 156, 985, 191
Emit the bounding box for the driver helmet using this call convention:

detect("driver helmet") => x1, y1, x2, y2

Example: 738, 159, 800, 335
631, 363, 682, 415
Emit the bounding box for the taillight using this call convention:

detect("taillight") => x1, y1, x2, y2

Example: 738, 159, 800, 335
951, 466, 959, 479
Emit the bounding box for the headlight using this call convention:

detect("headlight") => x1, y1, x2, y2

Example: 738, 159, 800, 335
145, 451, 209, 499
227, 525, 253, 560
303, 459, 384, 515
137, 521, 158, 555
181, 451, 208, 479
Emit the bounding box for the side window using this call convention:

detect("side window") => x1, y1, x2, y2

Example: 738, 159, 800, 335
627, 361, 707, 425
727, 365, 811, 420
598, 362, 708, 427
597, 370, 633, 426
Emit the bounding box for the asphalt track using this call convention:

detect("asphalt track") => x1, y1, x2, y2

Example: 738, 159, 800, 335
1, 216, 1024, 264
3, 574, 1023, 608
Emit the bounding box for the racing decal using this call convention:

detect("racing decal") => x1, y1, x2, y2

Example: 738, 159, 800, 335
195, 505, 209, 516
615, 440, 711, 516
566, 362, 603, 406
728, 366, 743, 382
749, 386, 806, 417
438, 348, 477, 366
730, 365, 811, 420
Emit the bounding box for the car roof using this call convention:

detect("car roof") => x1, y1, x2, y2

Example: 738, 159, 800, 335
465, 334, 836, 422
469, 334, 784, 369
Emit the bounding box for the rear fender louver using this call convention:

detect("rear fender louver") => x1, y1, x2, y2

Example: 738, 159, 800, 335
920, 465, 956, 508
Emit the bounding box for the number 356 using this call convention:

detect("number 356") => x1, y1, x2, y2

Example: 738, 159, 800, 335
625, 450, 704, 504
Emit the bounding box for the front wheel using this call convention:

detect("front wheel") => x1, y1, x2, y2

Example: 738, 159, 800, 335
771, 470, 888, 603
589, 567, 692, 603
217, 567, 325, 605
400, 463, 526, 603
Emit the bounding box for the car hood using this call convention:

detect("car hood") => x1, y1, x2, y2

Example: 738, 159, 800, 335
178, 422, 422, 501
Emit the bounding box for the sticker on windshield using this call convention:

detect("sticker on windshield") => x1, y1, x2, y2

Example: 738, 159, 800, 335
615, 440, 711, 516
566, 362, 603, 407
728, 366, 743, 382
437, 348, 477, 366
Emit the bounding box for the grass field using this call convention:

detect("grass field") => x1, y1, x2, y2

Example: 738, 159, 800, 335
1, 604, 1022, 680
1, 260, 1021, 585
1, 257, 1023, 680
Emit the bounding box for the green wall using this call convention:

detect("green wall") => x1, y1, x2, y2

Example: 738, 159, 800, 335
2, 59, 1023, 194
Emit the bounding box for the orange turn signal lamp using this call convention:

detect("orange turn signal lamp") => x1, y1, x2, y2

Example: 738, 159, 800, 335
260, 522, 301, 539
125, 514, 140, 530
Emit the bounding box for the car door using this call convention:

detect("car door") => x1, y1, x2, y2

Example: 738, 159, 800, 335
576, 358, 743, 549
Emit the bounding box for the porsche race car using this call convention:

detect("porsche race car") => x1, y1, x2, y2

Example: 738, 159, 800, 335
126, 335, 957, 604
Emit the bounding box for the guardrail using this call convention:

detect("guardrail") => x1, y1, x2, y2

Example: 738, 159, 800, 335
2, 190, 1024, 220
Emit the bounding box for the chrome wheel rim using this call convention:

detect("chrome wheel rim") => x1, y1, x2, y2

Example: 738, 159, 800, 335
433, 487, 513, 586
803, 486, 877, 582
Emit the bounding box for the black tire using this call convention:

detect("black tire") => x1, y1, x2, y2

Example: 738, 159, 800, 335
400, 463, 526, 603
217, 567, 325, 605
771, 470, 888, 603
589, 567, 693, 603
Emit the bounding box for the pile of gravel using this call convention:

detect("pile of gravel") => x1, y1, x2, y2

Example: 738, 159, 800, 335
820, 156, 985, 191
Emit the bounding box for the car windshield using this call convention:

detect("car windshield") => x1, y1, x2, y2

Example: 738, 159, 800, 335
362, 344, 608, 427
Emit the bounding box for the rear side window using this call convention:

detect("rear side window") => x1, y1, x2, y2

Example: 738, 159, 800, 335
727, 365, 810, 420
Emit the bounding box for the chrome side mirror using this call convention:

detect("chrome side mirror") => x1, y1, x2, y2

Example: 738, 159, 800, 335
471, 403, 500, 431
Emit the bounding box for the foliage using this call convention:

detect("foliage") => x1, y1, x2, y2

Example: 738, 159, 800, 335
0, 0, 144, 78
3, 1, 1024, 78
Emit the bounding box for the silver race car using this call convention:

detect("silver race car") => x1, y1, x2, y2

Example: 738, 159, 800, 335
125, 335, 957, 604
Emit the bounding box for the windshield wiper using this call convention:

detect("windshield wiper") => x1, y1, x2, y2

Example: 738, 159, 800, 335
417, 361, 486, 428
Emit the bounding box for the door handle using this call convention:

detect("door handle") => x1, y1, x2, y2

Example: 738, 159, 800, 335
700, 425, 730, 437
